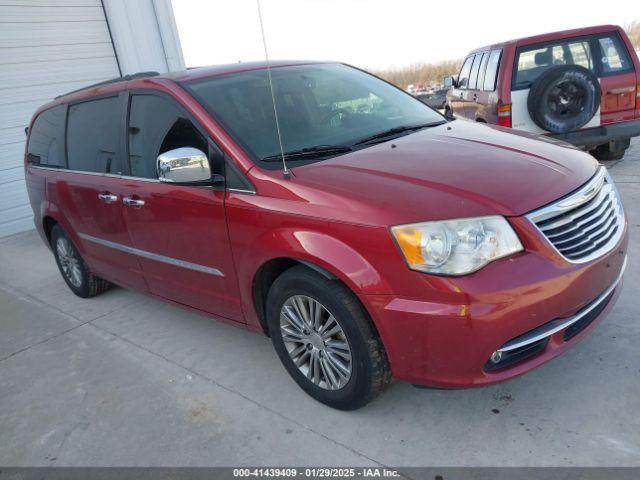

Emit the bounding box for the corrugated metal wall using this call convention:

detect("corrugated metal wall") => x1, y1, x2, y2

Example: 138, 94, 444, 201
0, 0, 120, 237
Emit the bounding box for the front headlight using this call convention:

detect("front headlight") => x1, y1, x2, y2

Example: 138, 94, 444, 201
391, 216, 523, 275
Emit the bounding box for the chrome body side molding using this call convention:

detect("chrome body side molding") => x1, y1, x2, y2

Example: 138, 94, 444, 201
78, 233, 225, 277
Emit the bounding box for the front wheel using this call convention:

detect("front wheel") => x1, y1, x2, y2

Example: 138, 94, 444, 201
51, 224, 110, 298
266, 266, 391, 410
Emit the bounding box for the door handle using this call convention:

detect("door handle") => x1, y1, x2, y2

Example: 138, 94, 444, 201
123, 197, 145, 208
98, 193, 118, 204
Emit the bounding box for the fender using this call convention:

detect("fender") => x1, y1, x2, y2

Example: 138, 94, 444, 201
235, 227, 393, 331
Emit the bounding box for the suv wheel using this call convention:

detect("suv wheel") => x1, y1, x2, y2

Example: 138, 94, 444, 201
527, 65, 600, 134
51, 224, 110, 298
266, 266, 391, 410
590, 138, 630, 161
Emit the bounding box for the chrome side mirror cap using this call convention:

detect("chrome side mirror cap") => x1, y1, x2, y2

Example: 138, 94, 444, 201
157, 147, 211, 183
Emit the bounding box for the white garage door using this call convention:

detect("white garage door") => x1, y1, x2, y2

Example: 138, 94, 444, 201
0, 0, 120, 237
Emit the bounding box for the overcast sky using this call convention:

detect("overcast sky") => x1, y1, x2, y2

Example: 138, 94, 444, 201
171, 0, 635, 70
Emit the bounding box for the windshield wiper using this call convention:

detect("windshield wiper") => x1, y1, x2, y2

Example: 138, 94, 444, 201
353, 121, 445, 146
262, 144, 353, 162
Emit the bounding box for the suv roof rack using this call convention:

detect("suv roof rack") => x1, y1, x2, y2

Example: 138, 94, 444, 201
55, 71, 160, 99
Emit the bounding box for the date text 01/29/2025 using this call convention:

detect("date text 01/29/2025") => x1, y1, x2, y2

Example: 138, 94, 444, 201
232, 468, 401, 477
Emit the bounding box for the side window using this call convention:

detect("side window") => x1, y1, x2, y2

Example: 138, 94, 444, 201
27, 105, 66, 167
457, 56, 474, 89
468, 54, 483, 90
128, 94, 208, 179
477, 53, 490, 92
598, 34, 632, 74
67, 97, 121, 174
483, 50, 502, 91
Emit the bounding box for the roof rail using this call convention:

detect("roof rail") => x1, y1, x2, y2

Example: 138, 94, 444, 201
55, 71, 160, 99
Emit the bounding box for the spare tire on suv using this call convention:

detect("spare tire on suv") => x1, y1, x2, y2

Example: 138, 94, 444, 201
527, 65, 600, 134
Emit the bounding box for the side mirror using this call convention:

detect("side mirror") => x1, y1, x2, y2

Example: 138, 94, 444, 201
157, 147, 211, 183
443, 75, 456, 88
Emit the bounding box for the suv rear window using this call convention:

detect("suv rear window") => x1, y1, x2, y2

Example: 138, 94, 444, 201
597, 34, 633, 74
67, 97, 121, 174
27, 105, 66, 167
514, 38, 594, 89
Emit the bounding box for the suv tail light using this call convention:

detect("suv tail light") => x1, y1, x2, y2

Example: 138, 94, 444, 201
497, 104, 512, 128
636, 84, 640, 111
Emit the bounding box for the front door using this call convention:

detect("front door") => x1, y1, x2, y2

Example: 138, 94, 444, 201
119, 92, 244, 323
450, 55, 474, 119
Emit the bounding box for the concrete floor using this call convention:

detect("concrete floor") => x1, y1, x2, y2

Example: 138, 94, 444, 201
1, 139, 639, 467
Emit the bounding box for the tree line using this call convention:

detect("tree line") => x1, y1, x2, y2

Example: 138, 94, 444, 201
373, 22, 640, 90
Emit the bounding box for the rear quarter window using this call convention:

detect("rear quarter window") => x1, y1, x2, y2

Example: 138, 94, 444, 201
27, 105, 66, 167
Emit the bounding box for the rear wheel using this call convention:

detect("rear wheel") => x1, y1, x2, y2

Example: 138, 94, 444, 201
51, 224, 110, 298
590, 138, 630, 161
266, 266, 391, 410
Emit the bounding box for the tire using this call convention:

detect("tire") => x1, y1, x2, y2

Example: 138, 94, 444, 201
590, 138, 630, 161
51, 224, 110, 298
527, 65, 600, 134
266, 266, 392, 410
444, 106, 454, 121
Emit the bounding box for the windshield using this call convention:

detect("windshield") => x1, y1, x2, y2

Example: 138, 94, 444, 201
183, 63, 444, 168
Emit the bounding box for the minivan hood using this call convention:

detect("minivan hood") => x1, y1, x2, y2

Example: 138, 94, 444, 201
292, 121, 598, 226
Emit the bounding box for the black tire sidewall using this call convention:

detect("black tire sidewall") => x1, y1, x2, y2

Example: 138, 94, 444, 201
266, 268, 375, 410
527, 65, 600, 134
51, 225, 93, 297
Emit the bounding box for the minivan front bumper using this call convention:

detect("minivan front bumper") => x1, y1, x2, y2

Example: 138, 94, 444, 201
361, 225, 628, 388
550, 119, 640, 149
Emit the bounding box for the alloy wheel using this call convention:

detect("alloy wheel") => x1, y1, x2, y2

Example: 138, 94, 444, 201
279, 295, 352, 390
56, 237, 83, 288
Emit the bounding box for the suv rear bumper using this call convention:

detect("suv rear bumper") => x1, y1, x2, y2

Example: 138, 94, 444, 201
551, 119, 640, 149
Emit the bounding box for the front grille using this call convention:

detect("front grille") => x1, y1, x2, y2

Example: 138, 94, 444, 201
527, 168, 624, 263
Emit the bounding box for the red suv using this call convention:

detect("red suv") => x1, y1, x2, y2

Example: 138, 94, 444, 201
25, 62, 627, 410
445, 25, 640, 160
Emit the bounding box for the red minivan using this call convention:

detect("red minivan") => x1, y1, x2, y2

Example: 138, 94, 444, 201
25, 61, 627, 409
445, 25, 640, 161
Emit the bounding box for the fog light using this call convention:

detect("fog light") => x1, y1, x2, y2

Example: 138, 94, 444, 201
490, 351, 503, 364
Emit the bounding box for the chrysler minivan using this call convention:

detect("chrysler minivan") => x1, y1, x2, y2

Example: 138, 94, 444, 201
25, 61, 627, 410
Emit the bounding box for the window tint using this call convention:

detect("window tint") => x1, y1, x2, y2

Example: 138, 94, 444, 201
28, 105, 66, 167
468, 54, 483, 90
128, 94, 208, 179
483, 50, 502, 91
457, 56, 474, 89
514, 39, 594, 89
598, 34, 632, 74
67, 97, 121, 174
